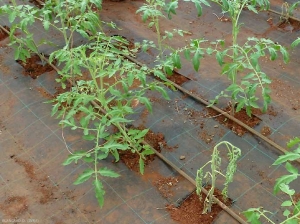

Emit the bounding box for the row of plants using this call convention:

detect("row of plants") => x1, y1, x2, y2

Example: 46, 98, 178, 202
1, 0, 300, 223
0, 0, 171, 207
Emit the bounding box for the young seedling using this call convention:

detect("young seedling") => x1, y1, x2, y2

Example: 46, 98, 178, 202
244, 137, 300, 224
195, 141, 241, 214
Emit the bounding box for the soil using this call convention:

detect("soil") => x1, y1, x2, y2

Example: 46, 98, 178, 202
167, 187, 232, 224
29, 0, 45, 8
0, 196, 28, 218
118, 127, 166, 172
205, 106, 261, 136
0, 25, 10, 41
153, 176, 180, 199
261, 126, 271, 136
13, 158, 59, 204
167, 72, 190, 86
16, 54, 54, 79
277, 18, 300, 32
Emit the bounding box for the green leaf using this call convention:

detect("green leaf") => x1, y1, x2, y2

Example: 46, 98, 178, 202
194, 1, 203, 17
273, 153, 300, 165
166, 1, 178, 19
283, 209, 290, 217
280, 183, 295, 196
287, 137, 300, 148
172, 53, 182, 69
281, 200, 293, 207
8, 11, 17, 23
83, 134, 95, 141
74, 169, 94, 185
142, 148, 154, 156
274, 175, 298, 194
291, 38, 300, 48
285, 162, 298, 175
184, 49, 191, 60
243, 209, 262, 224
280, 46, 289, 63
134, 129, 149, 140
98, 167, 120, 178
62, 153, 84, 165
93, 179, 105, 207
216, 51, 224, 66
43, 20, 50, 31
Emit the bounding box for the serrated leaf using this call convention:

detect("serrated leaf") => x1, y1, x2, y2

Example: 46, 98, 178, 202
273, 153, 300, 165
285, 162, 298, 175
74, 169, 94, 185
93, 179, 105, 207
287, 137, 300, 148
274, 175, 298, 194
291, 38, 300, 48
98, 168, 120, 178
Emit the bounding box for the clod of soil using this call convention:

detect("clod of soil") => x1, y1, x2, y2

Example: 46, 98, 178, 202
167, 188, 232, 224
16, 54, 54, 79
206, 106, 261, 136
167, 71, 190, 86
0, 25, 10, 41
261, 126, 271, 136
153, 176, 179, 199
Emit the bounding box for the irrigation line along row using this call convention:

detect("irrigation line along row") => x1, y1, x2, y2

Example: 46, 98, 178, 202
0, 25, 247, 224
124, 55, 300, 165
91, 101, 248, 224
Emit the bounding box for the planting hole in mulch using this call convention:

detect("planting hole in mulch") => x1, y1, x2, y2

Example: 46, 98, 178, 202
118, 126, 169, 172
16, 54, 54, 79
167, 187, 232, 224
261, 126, 271, 136
0, 25, 9, 41
277, 18, 300, 32
205, 106, 261, 136
167, 71, 190, 86
29, 0, 45, 8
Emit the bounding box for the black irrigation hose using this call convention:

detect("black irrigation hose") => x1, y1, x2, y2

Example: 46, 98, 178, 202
0, 24, 248, 224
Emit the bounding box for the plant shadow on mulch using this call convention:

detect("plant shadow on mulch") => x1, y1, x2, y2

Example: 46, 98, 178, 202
167, 187, 232, 224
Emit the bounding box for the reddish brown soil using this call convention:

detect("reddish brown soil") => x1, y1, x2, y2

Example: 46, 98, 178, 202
0, 196, 28, 217
261, 126, 271, 136
0, 25, 9, 41
167, 188, 232, 224
167, 72, 190, 86
153, 176, 180, 199
29, 0, 45, 8
16, 54, 54, 79
13, 158, 59, 204
119, 127, 166, 172
277, 18, 300, 32
205, 106, 261, 136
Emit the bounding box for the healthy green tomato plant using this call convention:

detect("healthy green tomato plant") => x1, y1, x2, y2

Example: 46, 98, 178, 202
2, 0, 171, 208
0, 0, 102, 62
244, 137, 300, 224
150, 0, 289, 116
196, 141, 241, 214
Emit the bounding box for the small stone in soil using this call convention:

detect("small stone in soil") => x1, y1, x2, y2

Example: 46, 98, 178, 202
179, 156, 186, 160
